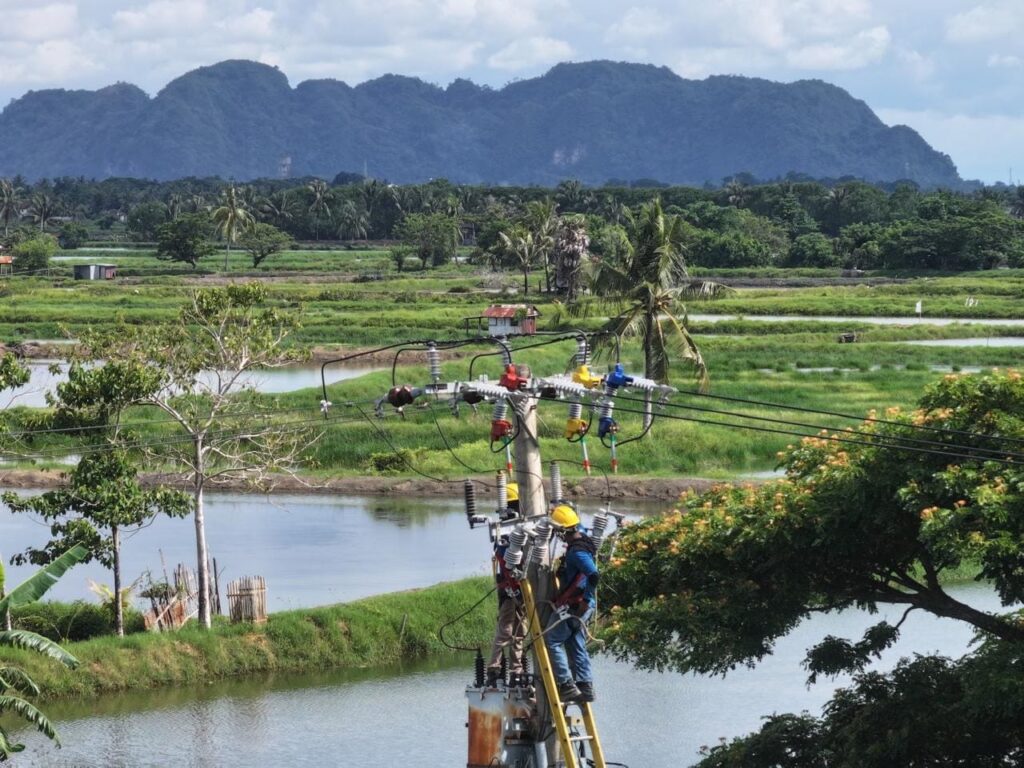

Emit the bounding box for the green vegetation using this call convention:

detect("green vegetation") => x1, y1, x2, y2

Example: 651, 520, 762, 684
0, 545, 88, 759
5, 577, 493, 700
603, 370, 1024, 765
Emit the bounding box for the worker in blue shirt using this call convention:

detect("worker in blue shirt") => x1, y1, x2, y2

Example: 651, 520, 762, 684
545, 503, 599, 703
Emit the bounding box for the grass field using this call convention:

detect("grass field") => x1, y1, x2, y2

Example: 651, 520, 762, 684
3, 248, 1022, 479
3, 577, 493, 699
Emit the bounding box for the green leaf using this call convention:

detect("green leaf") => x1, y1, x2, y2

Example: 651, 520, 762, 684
0, 631, 79, 669
0, 666, 40, 696
0, 695, 60, 744
0, 544, 88, 613
0, 727, 27, 760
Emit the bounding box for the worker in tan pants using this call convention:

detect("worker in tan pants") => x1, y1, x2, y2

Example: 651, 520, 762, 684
488, 533, 527, 682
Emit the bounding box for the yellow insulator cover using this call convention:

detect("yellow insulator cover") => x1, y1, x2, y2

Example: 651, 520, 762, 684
564, 418, 588, 439
572, 365, 603, 389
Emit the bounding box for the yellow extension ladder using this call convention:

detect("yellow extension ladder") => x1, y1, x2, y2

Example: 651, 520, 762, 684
521, 578, 605, 768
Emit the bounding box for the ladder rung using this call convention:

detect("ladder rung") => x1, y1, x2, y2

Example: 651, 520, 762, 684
569, 735, 593, 742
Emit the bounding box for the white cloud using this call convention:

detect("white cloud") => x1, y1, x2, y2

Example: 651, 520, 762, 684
877, 107, 1024, 182
0, 3, 79, 42
987, 53, 1022, 68
946, 2, 1024, 43
786, 26, 891, 70
898, 48, 936, 81
605, 7, 670, 44
113, 0, 209, 39
488, 36, 573, 70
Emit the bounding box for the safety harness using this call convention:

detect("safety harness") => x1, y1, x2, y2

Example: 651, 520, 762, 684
553, 534, 598, 610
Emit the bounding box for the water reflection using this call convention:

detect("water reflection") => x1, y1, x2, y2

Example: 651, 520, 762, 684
3, 362, 381, 409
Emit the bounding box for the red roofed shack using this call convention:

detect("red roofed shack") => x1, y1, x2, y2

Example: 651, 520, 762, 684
465, 304, 540, 336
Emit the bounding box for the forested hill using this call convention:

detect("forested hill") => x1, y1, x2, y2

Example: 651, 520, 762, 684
0, 59, 961, 187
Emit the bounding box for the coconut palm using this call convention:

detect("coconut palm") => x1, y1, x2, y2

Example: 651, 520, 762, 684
28, 193, 57, 232
258, 190, 296, 228
524, 199, 557, 291
498, 226, 541, 296
0, 180, 20, 236
1010, 187, 1024, 220
553, 215, 589, 301
212, 185, 255, 270
336, 201, 369, 242
0, 544, 87, 760
307, 179, 332, 240
590, 198, 725, 399
166, 193, 184, 221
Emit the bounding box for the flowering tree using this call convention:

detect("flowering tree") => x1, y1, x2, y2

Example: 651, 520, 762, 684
604, 370, 1024, 765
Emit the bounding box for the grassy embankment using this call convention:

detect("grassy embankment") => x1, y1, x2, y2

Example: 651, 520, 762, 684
3, 577, 492, 700
5, 253, 1024, 478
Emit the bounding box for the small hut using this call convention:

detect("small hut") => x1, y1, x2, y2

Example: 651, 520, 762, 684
465, 304, 540, 337
0, 254, 11, 277
73, 263, 117, 280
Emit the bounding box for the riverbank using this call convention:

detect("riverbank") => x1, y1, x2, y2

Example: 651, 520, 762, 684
5, 577, 493, 700
0, 467, 714, 500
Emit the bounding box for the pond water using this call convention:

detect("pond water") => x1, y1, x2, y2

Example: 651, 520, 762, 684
8, 582, 1004, 767
904, 336, 1024, 347
690, 313, 1024, 327
0, 491, 661, 611
1, 362, 380, 409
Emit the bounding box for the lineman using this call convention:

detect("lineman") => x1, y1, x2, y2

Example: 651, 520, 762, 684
545, 503, 599, 703
488, 530, 527, 682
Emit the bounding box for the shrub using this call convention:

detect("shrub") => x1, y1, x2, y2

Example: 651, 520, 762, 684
10, 600, 145, 642
368, 449, 416, 473
58, 222, 90, 249
12, 235, 58, 274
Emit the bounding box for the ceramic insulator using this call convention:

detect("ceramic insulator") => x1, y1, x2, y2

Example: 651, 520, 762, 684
492, 399, 508, 421
590, 509, 609, 548
496, 472, 508, 510
549, 461, 563, 503
504, 527, 528, 568
427, 343, 442, 383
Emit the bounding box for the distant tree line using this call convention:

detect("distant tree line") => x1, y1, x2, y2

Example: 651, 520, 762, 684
1, 174, 1023, 273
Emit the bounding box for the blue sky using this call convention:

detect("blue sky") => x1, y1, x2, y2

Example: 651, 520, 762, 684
1, 0, 1021, 182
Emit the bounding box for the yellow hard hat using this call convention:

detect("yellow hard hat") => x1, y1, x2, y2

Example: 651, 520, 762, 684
506, 482, 519, 502
550, 504, 579, 529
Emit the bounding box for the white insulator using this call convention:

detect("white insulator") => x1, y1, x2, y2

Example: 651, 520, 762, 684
530, 519, 552, 566
549, 461, 563, 503
496, 471, 508, 510
427, 343, 442, 383
600, 400, 615, 420
567, 401, 583, 419
575, 337, 589, 366
504, 527, 528, 568
492, 399, 508, 421
590, 509, 609, 548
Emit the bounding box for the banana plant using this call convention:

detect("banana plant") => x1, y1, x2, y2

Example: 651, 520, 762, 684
0, 544, 87, 760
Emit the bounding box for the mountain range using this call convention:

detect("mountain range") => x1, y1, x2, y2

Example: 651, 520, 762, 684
0, 59, 961, 187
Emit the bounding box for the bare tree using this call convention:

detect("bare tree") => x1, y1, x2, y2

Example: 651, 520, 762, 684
85, 283, 318, 628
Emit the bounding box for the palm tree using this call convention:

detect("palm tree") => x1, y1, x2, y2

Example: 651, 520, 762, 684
307, 179, 332, 240
498, 226, 541, 296
166, 193, 184, 221
336, 201, 369, 242
524, 199, 557, 291
28, 193, 57, 232
258, 190, 296, 228
555, 179, 587, 211
0, 180, 20, 236
724, 180, 748, 208
590, 198, 725, 420
189, 194, 207, 213
553, 215, 589, 301
0, 544, 87, 760
212, 185, 255, 270
1010, 187, 1024, 220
